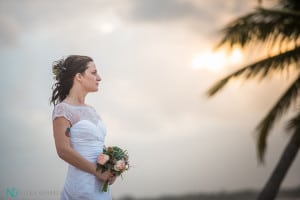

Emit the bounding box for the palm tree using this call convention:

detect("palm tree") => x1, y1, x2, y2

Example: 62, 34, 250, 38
206, 0, 300, 199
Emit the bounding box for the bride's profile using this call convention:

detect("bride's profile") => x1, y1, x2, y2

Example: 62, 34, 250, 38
51, 55, 116, 200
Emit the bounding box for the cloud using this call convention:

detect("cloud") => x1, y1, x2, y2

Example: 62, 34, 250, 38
127, 0, 256, 22
0, 15, 21, 46
120, 0, 260, 41
128, 0, 209, 22
0, 0, 128, 37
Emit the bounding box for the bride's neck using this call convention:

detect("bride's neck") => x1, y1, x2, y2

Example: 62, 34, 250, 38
65, 87, 87, 105
65, 95, 85, 105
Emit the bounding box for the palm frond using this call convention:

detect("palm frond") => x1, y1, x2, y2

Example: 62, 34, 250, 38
217, 8, 300, 50
258, 8, 300, 17
256, 74, 300, 162
286, 110, 300, 133
286, 109, 300, 145
206, 47, 300, 96
280, 0, 300, 11
206, 78, 229, 97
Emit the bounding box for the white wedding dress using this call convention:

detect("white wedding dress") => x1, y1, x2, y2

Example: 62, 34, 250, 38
52, 102, 112, 200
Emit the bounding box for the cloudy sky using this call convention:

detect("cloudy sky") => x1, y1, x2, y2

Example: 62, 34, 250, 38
0, 0, 299, 199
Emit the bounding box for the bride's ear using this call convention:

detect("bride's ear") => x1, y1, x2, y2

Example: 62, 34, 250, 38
75, 73, 83, 82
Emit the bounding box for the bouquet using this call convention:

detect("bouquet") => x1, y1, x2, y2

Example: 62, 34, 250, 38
96, 146, 129, 192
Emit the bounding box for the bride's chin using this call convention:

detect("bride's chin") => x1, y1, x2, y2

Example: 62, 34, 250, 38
88, 88, 98, 92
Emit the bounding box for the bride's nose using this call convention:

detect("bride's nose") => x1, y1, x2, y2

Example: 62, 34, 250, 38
96, 74, 101, 82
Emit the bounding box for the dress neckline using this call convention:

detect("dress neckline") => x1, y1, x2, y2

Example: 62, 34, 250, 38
61, 101, 92, 108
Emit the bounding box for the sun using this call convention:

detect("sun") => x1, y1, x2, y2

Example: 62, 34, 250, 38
192, 48, 243, 71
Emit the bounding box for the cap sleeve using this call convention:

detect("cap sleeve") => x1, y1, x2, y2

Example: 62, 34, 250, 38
52, 103, 73, 124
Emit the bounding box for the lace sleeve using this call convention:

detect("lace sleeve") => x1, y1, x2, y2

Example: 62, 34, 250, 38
52, 103, 73, 124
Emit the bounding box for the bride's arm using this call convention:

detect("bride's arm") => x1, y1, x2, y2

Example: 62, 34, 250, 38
53, 117, 110, 182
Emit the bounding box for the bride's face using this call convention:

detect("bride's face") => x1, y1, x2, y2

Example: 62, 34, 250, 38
80, 61, 101, 92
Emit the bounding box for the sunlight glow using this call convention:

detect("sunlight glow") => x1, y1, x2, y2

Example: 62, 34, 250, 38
99, 22, 116, 34
90, 14, 120, 34
192, 48, 243, 71
230, 48, 243, 64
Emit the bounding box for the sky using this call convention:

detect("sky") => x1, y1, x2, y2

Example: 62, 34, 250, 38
0, 0, 299, 199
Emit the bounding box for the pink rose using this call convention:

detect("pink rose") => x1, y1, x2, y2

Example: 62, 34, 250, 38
114, 160, 126, 171
97, 154, 110, 165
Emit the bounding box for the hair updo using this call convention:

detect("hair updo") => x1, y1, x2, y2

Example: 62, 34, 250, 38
50, 55, 93, 105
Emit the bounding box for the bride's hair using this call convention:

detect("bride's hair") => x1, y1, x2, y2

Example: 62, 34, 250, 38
50, 55, 93, 105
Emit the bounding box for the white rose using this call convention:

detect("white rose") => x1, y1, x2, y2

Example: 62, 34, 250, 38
114, 160, 126, 171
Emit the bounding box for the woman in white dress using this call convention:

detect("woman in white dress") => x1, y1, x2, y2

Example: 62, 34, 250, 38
50, 55, 116, 200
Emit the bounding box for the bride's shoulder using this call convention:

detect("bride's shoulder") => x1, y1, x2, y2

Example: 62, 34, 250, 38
54, 101, 70, 109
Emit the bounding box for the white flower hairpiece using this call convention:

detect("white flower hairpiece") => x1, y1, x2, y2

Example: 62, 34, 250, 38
52, 59, 66, 80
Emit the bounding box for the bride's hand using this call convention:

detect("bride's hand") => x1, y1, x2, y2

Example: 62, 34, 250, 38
108, 174, 117, 185
95, 170, 111, 182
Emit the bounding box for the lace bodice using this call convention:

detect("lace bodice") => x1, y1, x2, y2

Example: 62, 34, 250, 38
52, 102, 111, 200
52, 102, 101, 126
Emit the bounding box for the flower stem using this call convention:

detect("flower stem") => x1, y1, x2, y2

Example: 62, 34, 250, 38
102, 180, 109, 192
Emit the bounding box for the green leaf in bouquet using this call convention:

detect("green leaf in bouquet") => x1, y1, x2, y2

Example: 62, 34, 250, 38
101, 168, 106, 173
96, 164, 101, 171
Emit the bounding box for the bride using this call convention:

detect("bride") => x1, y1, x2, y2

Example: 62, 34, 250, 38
50, 55, 116, 200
